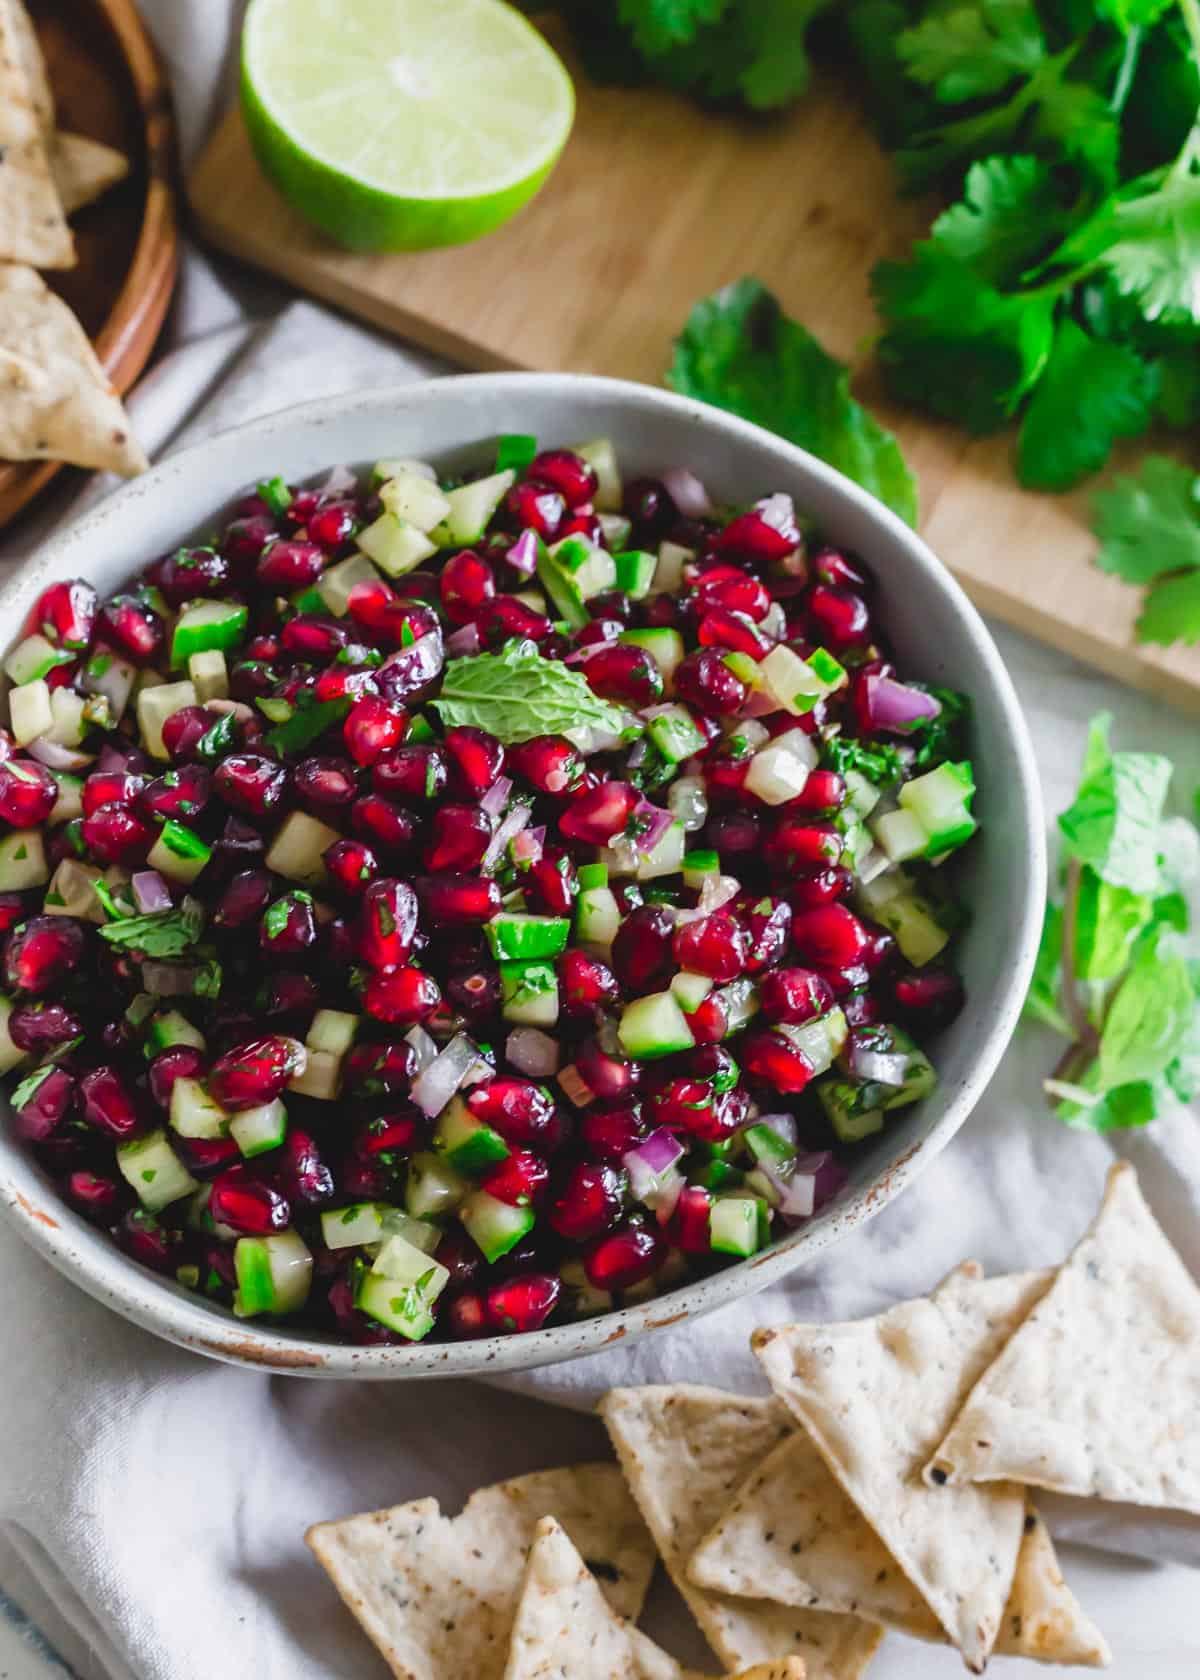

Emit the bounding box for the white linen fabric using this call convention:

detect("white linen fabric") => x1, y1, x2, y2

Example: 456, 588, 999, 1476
0, 5, 1196, 1678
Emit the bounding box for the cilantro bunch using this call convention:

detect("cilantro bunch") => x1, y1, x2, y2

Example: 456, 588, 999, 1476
1026, 713, 1200, 1130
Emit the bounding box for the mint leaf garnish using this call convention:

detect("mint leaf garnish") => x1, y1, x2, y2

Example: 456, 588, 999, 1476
431, 641, 639, 752
1057, 712, 1171, 895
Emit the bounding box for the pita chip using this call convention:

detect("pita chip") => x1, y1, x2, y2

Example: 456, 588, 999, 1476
599, 1385, 882, 1680
689, 1433, 1109, 1666
50, 133, 130, 217
305, 1464, 656, 1680
928, 1163, 1200, 1512
752, 1265, 1052, 1672
504, 1517, 806, 1680
0, 266, 145, 475
0, 0, 73, 267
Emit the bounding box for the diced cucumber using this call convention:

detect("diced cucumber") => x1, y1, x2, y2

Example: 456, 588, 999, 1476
117, 1129, 199, 1211
306, 1008, 360, 1057
778, 1007, 847, 1078
723, 650, 760, 688
188, 649, 229, 703
432, 469, 515, 546
646, 705, 706, 764
316, 552, 383, 617
838, 1024, 937, 1110
717, 977, 760, 1035
379, 1209, 441, 1254
682, 849, 720, 889
44, 858, 106, 921
650, 540, 694, 596
873, 808, 929, 864
378, 470, 451, 532
745, 730, 818, 806
233, 1230, 312, 1317
265, 810, 340, 885
321, 1201, 397, 1250
710, 1194, 765, 1257
404, 713, 436, 744
48, 772, 84, 827
854, 870, 951, 967
495, 433, 537, 473
371, 1232, 450, 1296
500, 959, 559, 1026
536, 551, 588, 631
169, 1076, 229, 1140
0, 996, 28, 1073
575, 439, 621, 511
372, 455, 436, 487
405, 1150, 468, 1219
618, 990, 695, 1060
633, 819, 685, 881
898, 761, 977, 858
547, 534, 618, 599
817, 1078, 886, 1143
145, 1010, 206, 1056
9, 678, 52, 745
459, 1188, 536, 1263
434, 1095, 510, 1172
170, 600, 248, 667
575, 884, 620, 953
5, 633, 73, 686
743, 1123, 796, 1172
620, 628, 685, 691
613, 549, 657, 600
694, 1159, 743, 1192
599, 513, 633, 551
484, 912, 570, 962
47, 688, 89, 749
82, 648, 137, 720
0, 830, 47, 891
147, 820, 211, 885
354, 1267, 436, 1340
289, 1048, 340, 1100
843, 769, 883, 821
137, 680, 197, 760
513, 587, 548, 614
670, 970, 714, 1012
358, 513, 437, 577
229, 1098, 288, 1158
759, 643, 848, 715
577, 862, 608, 890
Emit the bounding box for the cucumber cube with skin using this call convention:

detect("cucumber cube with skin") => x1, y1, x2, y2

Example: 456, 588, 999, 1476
48, 687, 88, 748
495, 433, 538, 473
500, 959, 559, 1026
229, 1098, 288, 1158
599, 513, 633, 551
0, 996, 28, 1073
745, 731, 817, 806
4, 633, 73, 686
82, 648, 137, 720
620, 628, 685, 691
574, 439, 621, 510
650, 541, 694, 597
170, 600, 248, 667
855, 870, 951, 967
265, 810, 340, 885
709, 1194, 764, 1257
778, 1008, 847, 1078
817, 1078, 886, 1143
717, 976, 760, 1035
379, 1209, 441, 1254
575, 884, 620, 952
320, 1201, 396, 1250
354, 1268, 437, 1341
358, 513, 437, 578
535, 553, 588, 631
169, 1076, 229, 1140
759, 643, 847, 715
898, 761, 977, 857
0, 830, 47, 892
137, 680, 197, 760
378, 470, 451, 532
44, 858, 106, 921
316, 552, 383, 617
117, 1129, 199, 1212
613, 549, 657, 599
670, 970, 714, 1012
872, 808, 928, 864
744, 1123, 796, 1172
682, 849, 720, 889
459, 1188, 536, 1263
48, 772, 83, 828
146, 1010, 206, 1056
233, 1230, 312, 1317
188, 649, 229, 703
9, 678, 52, 745
289, 1047, 340, 1100
306, 1008, 360, 1058
434, 1095, 510, 1172
405, 1150, 469, 1219
370, 1233, 450, 1298
147, 820, 212, 884
634, 819, 686, 881
618, 990, 696, 1060
484, 913, 570, 962
432, 469, 516, 546
646, 705, 706, 764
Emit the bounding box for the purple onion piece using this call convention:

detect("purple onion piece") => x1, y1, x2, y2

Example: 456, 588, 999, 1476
507, 529, 540, 576
865, 675, 941, 735
131, 871, 173, 914
446, 622, 482, 658
479, 776, 513, 820
662, 467, 713, 519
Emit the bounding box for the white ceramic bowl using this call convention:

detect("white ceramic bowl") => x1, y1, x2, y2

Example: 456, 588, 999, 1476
0, 374, 1045, 1377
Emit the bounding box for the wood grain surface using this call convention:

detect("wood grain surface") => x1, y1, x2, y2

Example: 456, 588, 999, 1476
188, 25, 1200, 711
0, 0, 178, 528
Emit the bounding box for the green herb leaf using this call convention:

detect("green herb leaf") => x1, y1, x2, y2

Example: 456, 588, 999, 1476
1092, 455, 1200, 585
1072, 866, 1153, 981
1016, 320, 1159, 491
97, 901, 204, 959
1097, 931, 1193, 1089
617, 0, 729, 54
1057, 713, 1170, 894
431, 640, 640, 752
11, 1064, 54, 1109
897, 0, 1044, 105
931, 154, 1066, 287
265, 697, 350, 755
821, 735, 905, 786
1023, 901, 1070, 1034
1054, 166, 1200, 327
1135, 568, 1200, 646
668, 277, 918, 525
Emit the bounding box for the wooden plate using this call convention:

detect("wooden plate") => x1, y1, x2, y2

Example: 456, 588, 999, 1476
0, 0, 178, 528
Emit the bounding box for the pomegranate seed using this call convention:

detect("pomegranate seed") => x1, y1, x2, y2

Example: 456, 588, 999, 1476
346, 578, 398, 632
708, 810, 761, 860
481, 595, 553, 643
213, 753, 287, 818
5, 915, 84, 993
137, 765, 210, 825
344, 695, 405, 766
584, 1223, 664, 1291
117, 1209, 183, 1273
443, 726, 505, 797
791, 770, 847, 815
703, 747, 753, 805
694, 565, 771, 622
717, 506, 800, 564
81, 804, 155, 868
160, 705, 211, 762
575, 618, 623, 649
324, 837, 379, 896
817, 961, 872, 1000
445, 1291, 489, 1339
35, 579, 98, 650
861, 926, 898, 975
507, 735, 582, 796
150, 547, 232, 607
557, 510, 603, 545
356, 879, 419, 971
813, 547, 871, 592
278, 1130, 336, 1207
485, 1271, 562, 1333
257, 539, 324, 591
580, 1103, 646, 1161
417, 873, 502, 924
351, 794, 419, 858
765, 819, 844, 872
261, 890, 317, 957
8, 1000, 83, 1052
548, 1161, 623, 1240
502, 479, 565, 539
792, 903, 869, 968
11, 1064, 75, 1141
623, 476, 678, 537
373, 744, 447, 804
525, 846, 578, 917
668, 1184, 713, 1252
467, 1078, 561, 1149
808, 584, 871, 649
209, 1166, 291, 1235
363, 965, 441, 1024
735, 894, 793, 972
79, 1065, 144, 1139
343, 1038, 419, 1095
741, 1029, 815, 1094
440, 550, 497, 624
560, 779, 638, 845
374, 635, 445, 706
222, 514, 278, 568
213, 869, 273, 928
176, 1134, 242, 1179
446, 968, 502, 1022
529, 449, 597, 507
672, 910, 748, 981
575, 1036, 641, 1102
286, 489, 320, 523
893, 966, 965, 1027
612, 904, 677, 993
293, 755, 358, 812
84, 770, 144, 816
558, 948, 620, 1017
97, 594, 164, 663
674, 649, 748, 716
147, 1045, 206, 1108
261, 970, 320, 1019
758, 967, 834, 1024
281, 615, 348, 661
0, 892, 31, 934
65, 1168, 128, 1225
683, 991, 728, 1044
436, 1230, 482, 1292
207, 1035, 305, 1110
698, 608, 772, 661
424, 804, 492, 872
788, 867, 852, 909
480, 1148, 549, 1207
354, 1107, 423, 1162
583, 644, 663, 707
308, 502, 358, 549
0, 759, 58, 826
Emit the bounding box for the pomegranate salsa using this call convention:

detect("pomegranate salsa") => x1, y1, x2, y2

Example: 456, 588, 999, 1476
0, 439, 976, 1341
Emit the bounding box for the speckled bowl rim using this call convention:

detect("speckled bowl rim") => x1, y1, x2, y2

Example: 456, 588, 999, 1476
0, 373, 1046, 1377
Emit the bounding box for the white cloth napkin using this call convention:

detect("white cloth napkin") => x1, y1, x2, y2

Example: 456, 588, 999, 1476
0, 5, 1197, 1678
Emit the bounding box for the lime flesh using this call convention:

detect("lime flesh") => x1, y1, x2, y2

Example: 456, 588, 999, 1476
241, 0, 575, 251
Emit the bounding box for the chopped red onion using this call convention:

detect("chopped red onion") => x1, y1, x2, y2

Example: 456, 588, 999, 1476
757, 492, 799, 539
624, 1128, 686, 1203
480, 776, 513, 819
629, 799, 673, 856
411, 1033, 479, 1117
131, 871, 172, 914
792, 1150, 849, 1216
482, 799, 531, 873
662, 467, 713, 519
668, 774, 708, 834
96, 743, 138, 775
446, 622, 482, 657
506, 1027, 560, 1077
27, 736, 92, 772
511, 825, 545, 867
403, 1025, 437, 1072
864, 675, 942, 734
507, 529, 540, 576
676, 872, 740, 924
204, 699, 255, 723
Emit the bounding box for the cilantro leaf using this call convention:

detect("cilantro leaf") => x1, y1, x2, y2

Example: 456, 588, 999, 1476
1054, 167, 1200, 326
1057, 712, 1171, 894
11, 1064, 55, 1110
931, 154, 1066, 286
897, 0, 1044, 105
97, 902, 204, 959
668, 278, 918, 524
821, 734, 905, 786
617, 0, 729, 54
1092, 456, 1200, 584
432, 641, 639, 752
1016, 320, 1159, 491
1135, 568, 1200, 645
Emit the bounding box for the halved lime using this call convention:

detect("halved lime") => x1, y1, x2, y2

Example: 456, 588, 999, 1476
241, 0, 575, 251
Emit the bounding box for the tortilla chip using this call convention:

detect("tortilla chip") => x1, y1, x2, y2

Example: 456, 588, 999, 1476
928, 1163, 1200, 1512
7, 0, 51, 129
599, 1385, 881, 1680
752, 1265, 1052, 1672
0, 265, 145, 475
0, 1, 73, 267
306, 1464, 657, 1680
689, 1437, 1108, 1666
50, 133, 129, 217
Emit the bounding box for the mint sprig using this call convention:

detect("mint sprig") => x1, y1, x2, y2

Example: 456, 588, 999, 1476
431, 641, 640, 753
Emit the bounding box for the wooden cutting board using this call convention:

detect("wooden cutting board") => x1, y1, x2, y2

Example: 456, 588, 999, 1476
189, 24, 1200, 713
